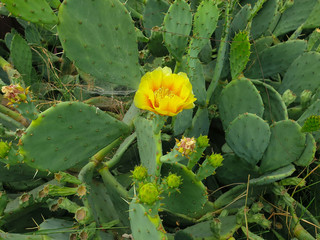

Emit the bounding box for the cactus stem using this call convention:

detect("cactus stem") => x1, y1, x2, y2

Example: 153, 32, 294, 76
99, 167, 128, 199
90, 136, 123, 164
0, 104, 29, 127
105, 132, 136, 169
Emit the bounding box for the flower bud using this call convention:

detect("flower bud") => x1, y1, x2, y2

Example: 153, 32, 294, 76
207, 153, 224, 168
131, 165, 148, 181
166, 173, 182, 189
301, 115, 320, 132
197, 135, 209, 148
138, 182, 159, 205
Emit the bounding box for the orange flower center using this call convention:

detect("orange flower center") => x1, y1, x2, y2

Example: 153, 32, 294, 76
154, 87, 175, 107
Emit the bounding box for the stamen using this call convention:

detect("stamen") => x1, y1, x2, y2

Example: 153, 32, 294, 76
154, 87, 175, 107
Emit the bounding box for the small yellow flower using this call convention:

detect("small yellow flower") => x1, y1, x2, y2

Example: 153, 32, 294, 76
134, 67, 196, 116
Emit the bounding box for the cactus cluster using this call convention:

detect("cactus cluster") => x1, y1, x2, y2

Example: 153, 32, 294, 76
0, 0, 320, 239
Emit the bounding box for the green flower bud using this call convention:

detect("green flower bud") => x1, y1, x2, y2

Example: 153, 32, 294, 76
301, 115, 320, 132
138, 183, 159, 205
131, 165, 148, 181
207, 153, 224, 168
166, 173, 182, 189
196, 135, 209, 148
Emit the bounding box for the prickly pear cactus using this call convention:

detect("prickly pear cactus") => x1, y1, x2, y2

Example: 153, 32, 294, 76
229, 31, 251, 80
225, 113, 271, 165
161, 163, 212, 218
57, 0, 140, 89
20, 102, 130, 172
129, 198, 167, 240
1, 0, 58, 24
259, 120, 306, 173
219, 78, 264, 129
163, 0, 192, 61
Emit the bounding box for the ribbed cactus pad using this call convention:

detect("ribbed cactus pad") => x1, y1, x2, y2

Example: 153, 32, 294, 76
294, 133, 316, 167
259, 120, 306, 173
252, 80, 288, 124
129, 199, 167, 240
229, 31, 251, 80
219, 78, 264, 130
278, 52, 320, 99
245, 40, 307, 79
226, 113, 271, 165
161, 163, 210, 219
163, 0, 192, 61
20, 102, 130, 172
2, 0, 58, 24
57, 0, 140, 89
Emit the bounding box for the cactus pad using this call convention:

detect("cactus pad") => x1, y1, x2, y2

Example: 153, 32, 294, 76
163, 0, 192, 61
250, 0, 278, 39
161, 163, 210, 218
189, 0, 219, 57
226, 113, 271, 165
143, 0, 169, 37
278, 52, 320, 98
259, 120, 306, 173
2, 0, 58, 24
273, 0, 319, 36
245, 40, 307, 79
134, 116, 161, 176
294, 133, 316, 167
219, 78, 264, 130
129, 199, 167, 240
230, 31, 251, 80
57, 0, 140, 89
252, 80, 288, 124
20, 102, 130, 172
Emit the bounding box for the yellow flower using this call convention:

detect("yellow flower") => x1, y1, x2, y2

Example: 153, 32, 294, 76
134, 67, 196, 116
